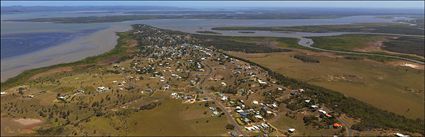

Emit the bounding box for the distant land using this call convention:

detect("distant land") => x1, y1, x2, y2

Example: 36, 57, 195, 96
6, 7, 425, 23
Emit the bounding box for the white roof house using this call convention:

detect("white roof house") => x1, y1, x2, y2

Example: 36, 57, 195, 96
258, 79, 267, 85
318, 109, 327, 114
395, 133, 409, 137
221, 96, 228, 101
272, 102, 278, 108
97, 86, 109, 92
288, 128, 296, 133
252, 100, 259, 105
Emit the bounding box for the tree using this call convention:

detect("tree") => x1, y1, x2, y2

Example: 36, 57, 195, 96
225, 124, 235, 130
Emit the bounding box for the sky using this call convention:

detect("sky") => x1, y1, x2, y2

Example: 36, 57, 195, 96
1, 1, 424, 9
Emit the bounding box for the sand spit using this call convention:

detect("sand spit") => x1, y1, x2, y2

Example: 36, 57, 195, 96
1, 25, 131, 82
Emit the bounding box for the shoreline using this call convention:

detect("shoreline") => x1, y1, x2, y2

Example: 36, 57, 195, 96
0, 25, 130, 82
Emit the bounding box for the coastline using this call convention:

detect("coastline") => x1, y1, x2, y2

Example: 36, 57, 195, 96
0, 25, 130, 82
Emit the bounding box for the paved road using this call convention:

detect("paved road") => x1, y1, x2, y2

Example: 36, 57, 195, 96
199, 62, 245, 136
214, 99, 245, 136
297, 37, 425, 65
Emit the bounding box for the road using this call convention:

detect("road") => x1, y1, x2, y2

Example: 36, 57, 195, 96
336, 117, 353, 136
214, 99, 245, 136
198, 62, 245, 136
297, 37, 425, 65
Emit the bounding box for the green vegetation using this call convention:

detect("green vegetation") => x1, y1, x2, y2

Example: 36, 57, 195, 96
311, 35, 386, 51
196, 31, 221, 34
212, 23, 425, 35
383, 36, 425, 56
194, 35, 298, 53
311, 34, 424, 61
293, 55, 320, 63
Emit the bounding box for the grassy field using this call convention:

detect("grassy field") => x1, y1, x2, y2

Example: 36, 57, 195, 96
228, 51, 424, 120
311, 34, 425, 61
79, 92, 229, 136
270, 113, 342, 136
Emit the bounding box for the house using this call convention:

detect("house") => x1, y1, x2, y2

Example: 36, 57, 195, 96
254, 115, 264, 120
162, 84, 170, 90
288, 128, 296, 133
252, 125, 260, 130
258, 79, 267, 85
395, 133, 409, 137
333, 123, 343, 128
239, 112, 249, 117
318, 109, 327, 115
310, 105, 319, 109
325, 113, 332, 118
243, 117, 251, 123
266, 111, 273, 115
272, 102, 278, 108
261, 123, 269, 128
221, 96, 228, 101
212, 111, 220, 116
57, 96, 67, 101
277, 87, 283, 91
221, 82, 227, 87
0, 92, 7, 95
252, 100, 259, 105
171, 92, 178, 98
245, 126, 254, 131
305, 100, 311, 103
97, 86, 109, 92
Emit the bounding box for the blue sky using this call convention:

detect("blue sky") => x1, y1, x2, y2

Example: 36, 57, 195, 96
1, 1, 424, 9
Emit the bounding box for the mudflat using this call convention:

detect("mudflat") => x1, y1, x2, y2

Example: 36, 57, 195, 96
1, 25, 130, 82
